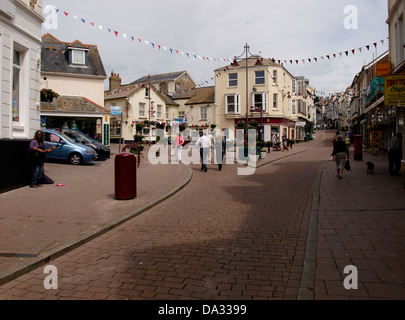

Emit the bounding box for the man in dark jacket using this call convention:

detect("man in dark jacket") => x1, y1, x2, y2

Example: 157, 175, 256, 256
388, 132, 403, 176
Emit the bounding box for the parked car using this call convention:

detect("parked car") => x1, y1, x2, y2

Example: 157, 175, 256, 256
42, 129, 97, 165
62, 129, 110, 160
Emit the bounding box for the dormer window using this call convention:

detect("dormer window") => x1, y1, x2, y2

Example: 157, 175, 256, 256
72, 50, 85, 65
67, 47, 88, 66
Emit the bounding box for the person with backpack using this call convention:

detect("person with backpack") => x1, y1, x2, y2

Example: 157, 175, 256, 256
29, 130, 55, 188
332, 135, 349, 179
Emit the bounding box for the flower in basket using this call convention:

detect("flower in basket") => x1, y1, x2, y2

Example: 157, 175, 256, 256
40, 88, 59, 101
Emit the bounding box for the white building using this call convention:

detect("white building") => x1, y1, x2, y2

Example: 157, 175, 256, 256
0, 0, 44, 192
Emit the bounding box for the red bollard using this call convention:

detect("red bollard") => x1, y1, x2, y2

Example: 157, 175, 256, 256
353, 135, 363, 161
115, 152, 137, 200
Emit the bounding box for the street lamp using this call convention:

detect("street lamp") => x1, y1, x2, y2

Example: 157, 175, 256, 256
232, 44, 261, 139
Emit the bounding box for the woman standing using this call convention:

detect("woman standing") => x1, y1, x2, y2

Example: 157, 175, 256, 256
29, 130, 55, 188
332, 135, 349, 179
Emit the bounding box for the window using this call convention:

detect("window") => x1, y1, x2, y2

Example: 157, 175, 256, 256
291, 100, 297, 115
165, 107, 169, 119
12, 50, 21, 122
252, 92, 268, 112
145, 86, 150, 97
200, 106, 207, 120
72, 49, 85, 65
272, 70, 277, 85
229, 73, 238, 87
255, 70, 265, 85
292, 79, 297, 94
225, 94, 240, 114
273, 93, 278, 109
157, 105, 162, 118
139, 103, 145, 117
178, 111, 185, 121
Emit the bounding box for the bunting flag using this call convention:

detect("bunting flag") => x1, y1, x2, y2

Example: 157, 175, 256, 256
54, 7, 232, 64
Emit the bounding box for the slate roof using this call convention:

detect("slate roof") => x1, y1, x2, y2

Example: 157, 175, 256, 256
40, 96, 110, 114
130, 71, 187, 85
41, 33, 107, 78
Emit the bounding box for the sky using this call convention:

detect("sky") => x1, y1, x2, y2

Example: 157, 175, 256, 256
41, 0, 389, 97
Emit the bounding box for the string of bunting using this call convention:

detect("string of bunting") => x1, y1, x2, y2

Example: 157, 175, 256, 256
55, 7, 386, 97
55, 8, 232, 64
55, 7, 386, 68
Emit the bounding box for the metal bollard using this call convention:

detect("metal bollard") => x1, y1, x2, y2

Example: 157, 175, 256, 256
115, 152, 137, 200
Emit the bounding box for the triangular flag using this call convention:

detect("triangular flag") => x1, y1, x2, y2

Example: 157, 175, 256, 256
114, 31, 118, 36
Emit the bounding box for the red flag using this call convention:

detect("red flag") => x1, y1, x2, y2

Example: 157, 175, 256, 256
352, 49, 355, 54
114, 31, 118, 36
64, 12, 68, 16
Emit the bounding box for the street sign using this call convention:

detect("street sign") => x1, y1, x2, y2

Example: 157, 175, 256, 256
111, 106, 122, 116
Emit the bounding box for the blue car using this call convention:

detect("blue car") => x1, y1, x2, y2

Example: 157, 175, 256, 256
42, 129, 97, 165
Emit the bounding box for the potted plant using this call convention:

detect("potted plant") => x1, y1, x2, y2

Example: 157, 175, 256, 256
40, 88, 59, 102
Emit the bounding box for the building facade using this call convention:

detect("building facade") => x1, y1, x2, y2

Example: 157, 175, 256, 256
0, 0, 44, 192
40, 33, 109, 144
387, 0, 405, 158
214, 56, 314, 143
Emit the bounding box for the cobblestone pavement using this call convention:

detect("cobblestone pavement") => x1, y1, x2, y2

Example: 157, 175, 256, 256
0, 130, 404, 300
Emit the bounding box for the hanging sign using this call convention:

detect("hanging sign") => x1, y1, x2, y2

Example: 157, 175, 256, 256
385, 75, 405, 106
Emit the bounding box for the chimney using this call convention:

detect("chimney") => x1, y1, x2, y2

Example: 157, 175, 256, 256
109, 71, 122, 91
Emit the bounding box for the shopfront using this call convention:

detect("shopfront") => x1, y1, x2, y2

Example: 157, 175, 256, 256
40, 96, 110, 145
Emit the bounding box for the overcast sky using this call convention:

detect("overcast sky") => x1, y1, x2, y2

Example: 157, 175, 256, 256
41, 0, 389, 96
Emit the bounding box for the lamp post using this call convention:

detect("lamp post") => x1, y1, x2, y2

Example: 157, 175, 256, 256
232, 44, 261, 139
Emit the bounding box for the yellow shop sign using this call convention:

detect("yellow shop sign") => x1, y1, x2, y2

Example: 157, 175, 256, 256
385, 75, 405, 105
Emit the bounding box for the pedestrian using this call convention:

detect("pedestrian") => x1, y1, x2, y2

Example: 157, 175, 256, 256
282, 133, 288, 151
174, 131, 184, 162
388, 132, 403, 176
214, 136, 226, 171
332, 135, 349, 179
195, 131, 211, 172
29, 130, 55, 188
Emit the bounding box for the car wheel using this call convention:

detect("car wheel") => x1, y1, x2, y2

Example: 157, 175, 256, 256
69, 152, 83, 165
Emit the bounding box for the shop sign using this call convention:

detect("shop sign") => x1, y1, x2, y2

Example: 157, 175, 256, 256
385, 75, 405, 105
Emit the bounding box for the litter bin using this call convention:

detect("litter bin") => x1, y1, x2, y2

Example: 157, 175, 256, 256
115, 152, 137, 200
353, 135, 363, 161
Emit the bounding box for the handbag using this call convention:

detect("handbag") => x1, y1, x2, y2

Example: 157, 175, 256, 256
344, 159, 351, 171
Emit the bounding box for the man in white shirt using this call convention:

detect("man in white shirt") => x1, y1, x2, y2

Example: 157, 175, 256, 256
195, 131, 211, 172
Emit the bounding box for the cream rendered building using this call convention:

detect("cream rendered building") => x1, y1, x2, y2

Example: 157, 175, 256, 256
215, 56, 308, 142
104, 76, 179, 143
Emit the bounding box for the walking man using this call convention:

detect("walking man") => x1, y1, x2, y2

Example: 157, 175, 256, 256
196, 131, 211, 172
388, 132, 403, 176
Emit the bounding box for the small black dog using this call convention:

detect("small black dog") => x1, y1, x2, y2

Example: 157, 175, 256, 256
366, 162, 375, 174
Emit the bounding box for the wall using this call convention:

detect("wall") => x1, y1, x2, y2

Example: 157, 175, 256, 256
0, 0, 44, 193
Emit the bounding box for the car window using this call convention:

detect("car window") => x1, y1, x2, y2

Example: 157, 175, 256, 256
65, 132, 83, 143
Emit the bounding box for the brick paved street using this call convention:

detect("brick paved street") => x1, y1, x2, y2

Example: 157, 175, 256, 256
0, 130, 404, 300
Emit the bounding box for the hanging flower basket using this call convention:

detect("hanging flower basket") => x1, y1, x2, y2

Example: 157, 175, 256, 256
40, 88, 59, 102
